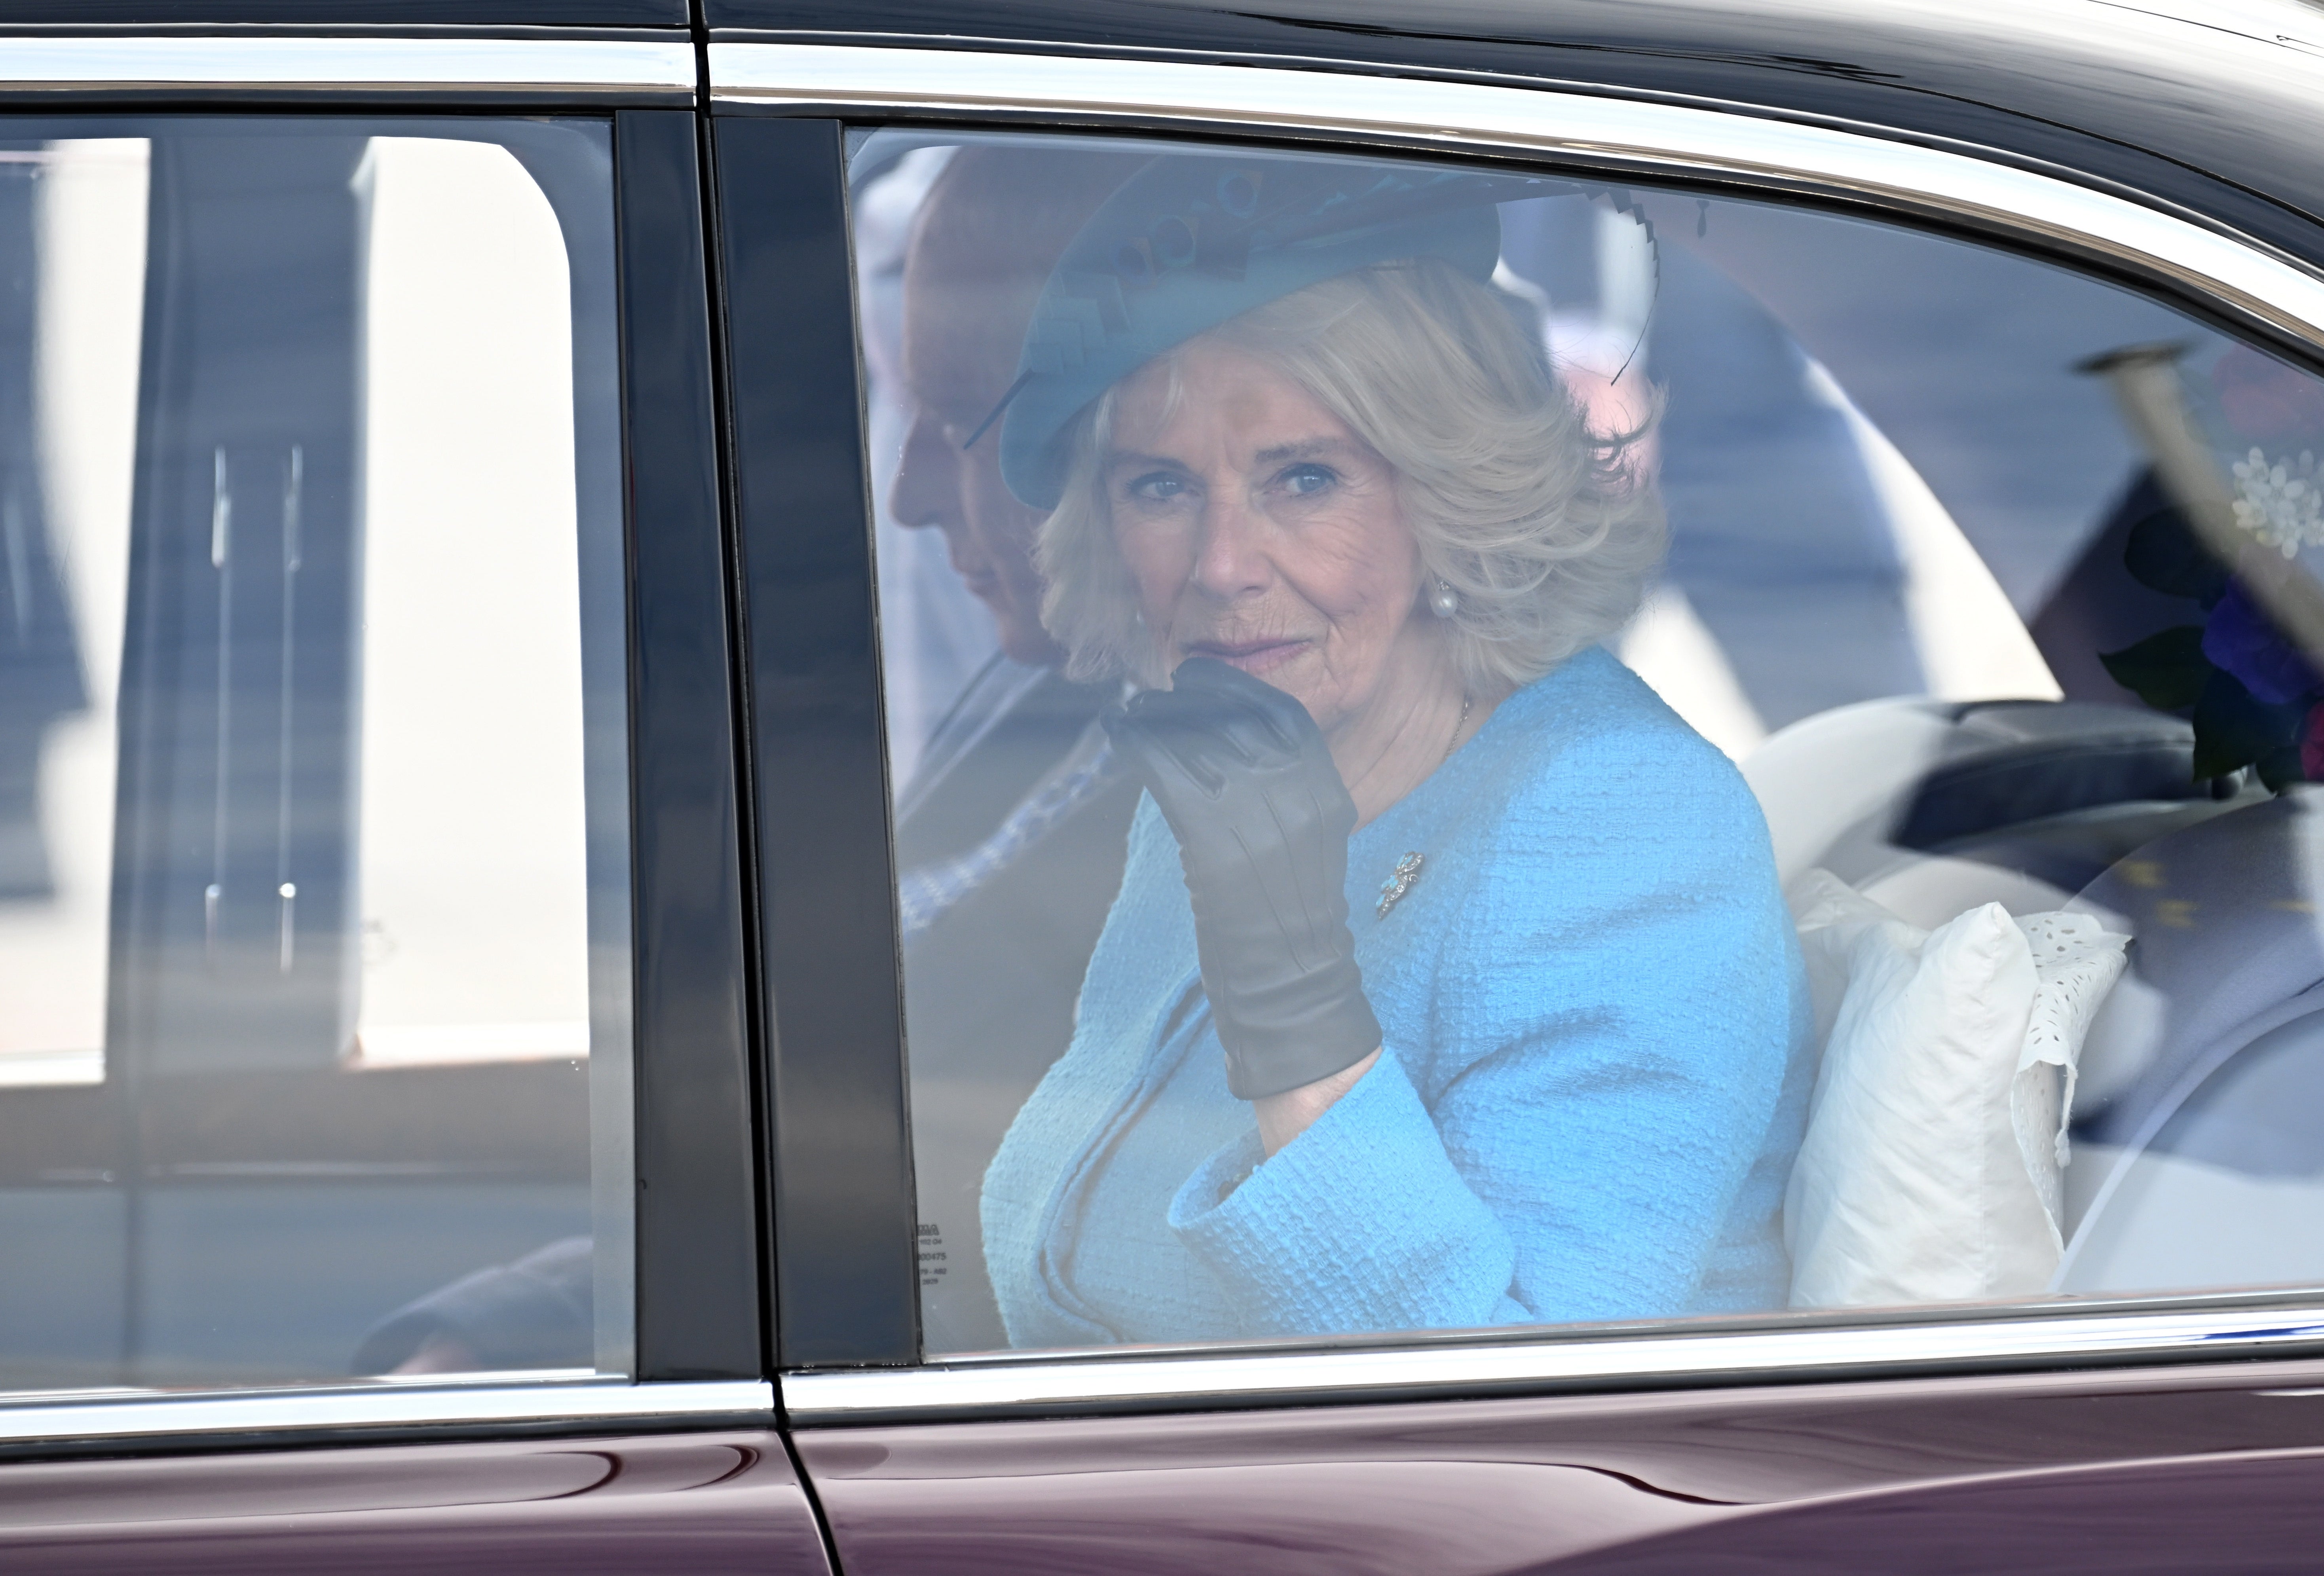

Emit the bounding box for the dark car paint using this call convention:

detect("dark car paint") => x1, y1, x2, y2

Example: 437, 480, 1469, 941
613, 104, 767, 1386
797, 1359, 2324, 1574
0, 1431, 833, 1573
4, 2, 2324, 1571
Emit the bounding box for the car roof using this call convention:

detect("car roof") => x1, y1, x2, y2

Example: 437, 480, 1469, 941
6, 0, 2322, 263
708, 0, 2324, 256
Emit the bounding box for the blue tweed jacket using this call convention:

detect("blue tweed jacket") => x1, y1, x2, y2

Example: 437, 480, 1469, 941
980, 646, 1813, 1347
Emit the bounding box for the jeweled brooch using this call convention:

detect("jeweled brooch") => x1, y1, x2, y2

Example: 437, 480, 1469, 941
1376, 852, 1426, 919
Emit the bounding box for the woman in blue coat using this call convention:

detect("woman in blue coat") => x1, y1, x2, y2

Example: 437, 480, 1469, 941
975, 154, 1812, 1347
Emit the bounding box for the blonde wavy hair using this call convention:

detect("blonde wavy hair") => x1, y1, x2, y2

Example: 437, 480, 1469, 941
1035, 256, 1667, 690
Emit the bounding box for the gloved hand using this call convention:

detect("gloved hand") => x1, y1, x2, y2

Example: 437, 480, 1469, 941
1105, 657, 1382, 1100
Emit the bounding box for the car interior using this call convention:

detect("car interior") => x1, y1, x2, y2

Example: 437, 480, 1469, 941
858, 134, 2324, 1350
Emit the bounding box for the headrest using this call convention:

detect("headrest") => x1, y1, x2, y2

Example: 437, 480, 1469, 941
1892, 700, 2215, 851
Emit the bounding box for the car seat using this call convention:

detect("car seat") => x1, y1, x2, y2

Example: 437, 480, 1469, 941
2058, 788, 2324, 1295
1743, 696, 2257, 928
1741, 696, 2287, 1307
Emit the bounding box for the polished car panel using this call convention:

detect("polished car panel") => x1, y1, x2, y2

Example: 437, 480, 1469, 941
1557, 1453, 2324, 1575
796, 1360, 2324, 1574
0, 1431, 832, 1574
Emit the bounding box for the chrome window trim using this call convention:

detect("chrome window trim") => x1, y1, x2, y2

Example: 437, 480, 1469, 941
0, 1378, 773, 1446
0, 36, 695, 94
711, 42, 2324, 358
783, 1306, 2324, 1422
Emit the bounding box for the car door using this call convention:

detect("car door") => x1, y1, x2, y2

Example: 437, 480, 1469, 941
708, 16, 2324, 1575
0, 27, 826, 1572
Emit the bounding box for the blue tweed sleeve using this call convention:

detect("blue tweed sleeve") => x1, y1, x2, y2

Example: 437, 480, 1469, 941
1166, 675, 1808, 1333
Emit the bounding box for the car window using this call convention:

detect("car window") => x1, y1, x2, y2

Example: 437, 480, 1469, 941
849, 127, 2324, 1357
0, 119, 629, 1391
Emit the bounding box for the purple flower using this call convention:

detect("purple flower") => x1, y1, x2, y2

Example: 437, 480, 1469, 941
2203, 580, 2324, 706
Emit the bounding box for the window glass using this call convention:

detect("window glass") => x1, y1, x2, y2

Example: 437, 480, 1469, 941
0, 119, 628, 1391
856, 127, 2324, 1357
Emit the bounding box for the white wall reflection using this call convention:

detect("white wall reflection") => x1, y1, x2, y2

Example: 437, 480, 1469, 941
0, 136, 595, 1085
351, 137, 590, 1070
0, 138, 146, 1086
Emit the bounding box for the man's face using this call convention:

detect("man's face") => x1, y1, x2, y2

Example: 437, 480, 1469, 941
891, 228, 1062, 668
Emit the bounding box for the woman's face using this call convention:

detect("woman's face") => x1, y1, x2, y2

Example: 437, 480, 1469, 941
1105, 340, 1431, 735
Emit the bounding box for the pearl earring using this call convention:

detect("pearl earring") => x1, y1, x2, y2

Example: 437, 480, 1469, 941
1429, 577, 1460, 619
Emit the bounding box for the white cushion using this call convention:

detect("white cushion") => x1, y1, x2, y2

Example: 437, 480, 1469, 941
1783, 870, 2127, 1308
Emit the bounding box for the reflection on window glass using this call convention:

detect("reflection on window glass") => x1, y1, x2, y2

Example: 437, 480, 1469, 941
0, 137, 139, 1090
0, 121, 627, 1392
853, 129, 2324, 1357
354, 138, 592, 1074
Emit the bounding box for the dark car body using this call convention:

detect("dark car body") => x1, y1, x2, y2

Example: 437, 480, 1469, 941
4, 2, 2324, 1571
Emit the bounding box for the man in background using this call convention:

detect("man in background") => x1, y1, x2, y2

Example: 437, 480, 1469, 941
881, 146, 1145, 1352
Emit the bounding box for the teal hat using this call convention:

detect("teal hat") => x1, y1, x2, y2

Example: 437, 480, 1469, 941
991, 155, 1528, 510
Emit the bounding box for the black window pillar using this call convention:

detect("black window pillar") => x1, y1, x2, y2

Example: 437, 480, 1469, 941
714, 112, 917, 1369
